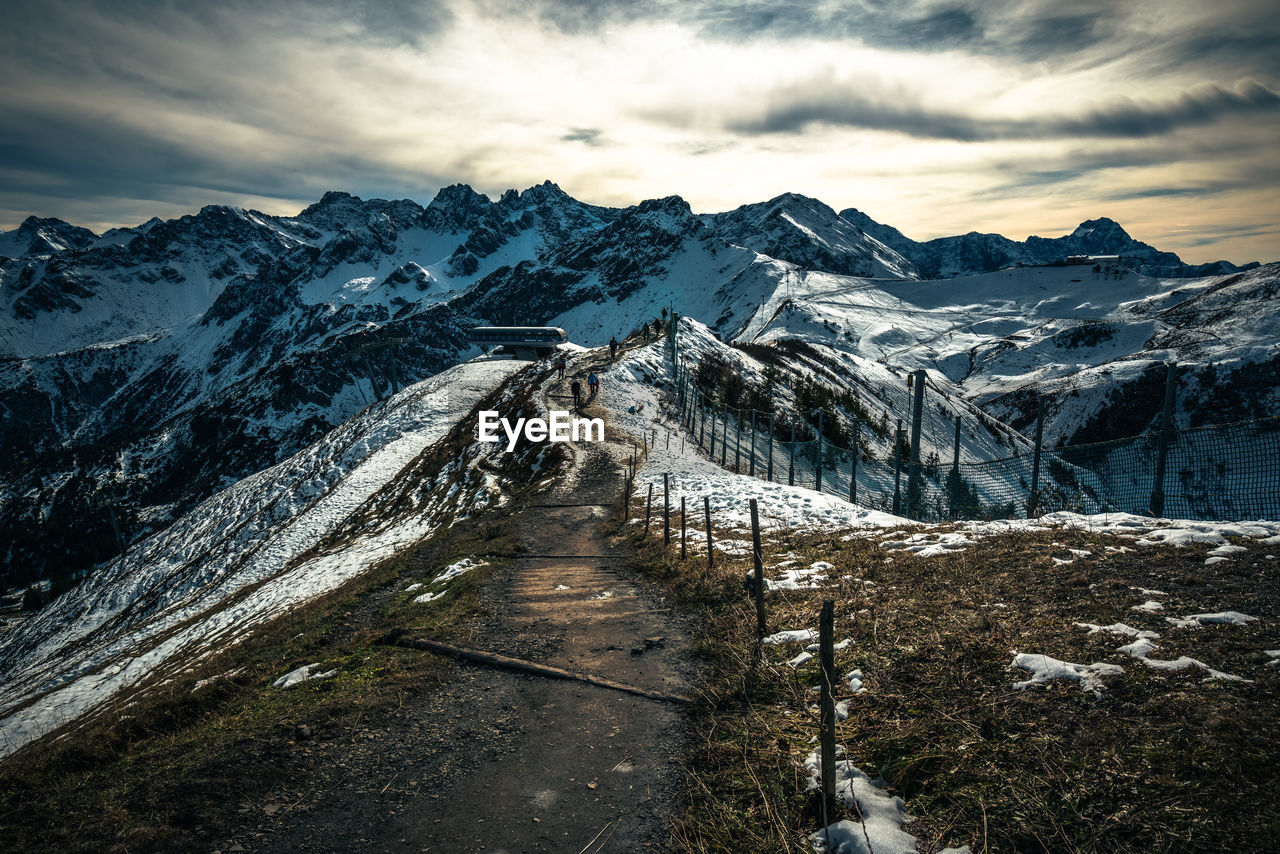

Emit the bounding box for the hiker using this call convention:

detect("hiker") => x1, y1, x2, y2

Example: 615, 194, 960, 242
555, 353, 566, 379
609, 336, 618, 360
588, 371, 599, 396
641, 321, 650, 340
571, 378, 582, 408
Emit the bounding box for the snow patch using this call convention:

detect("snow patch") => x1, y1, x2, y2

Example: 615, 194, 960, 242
273, 663, 339, 690
1011, 653, 1123, 697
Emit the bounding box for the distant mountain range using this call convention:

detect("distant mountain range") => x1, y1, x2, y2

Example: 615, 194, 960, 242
1, 183, 1275, 591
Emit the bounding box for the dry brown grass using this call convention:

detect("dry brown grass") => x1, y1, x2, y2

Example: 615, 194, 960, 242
623, 513, 1280, 853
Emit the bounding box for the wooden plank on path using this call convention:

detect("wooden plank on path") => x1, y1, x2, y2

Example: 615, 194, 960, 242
393, 636, 692, 705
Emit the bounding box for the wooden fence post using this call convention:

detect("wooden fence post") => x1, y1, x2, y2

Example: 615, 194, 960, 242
704, 496, 714, 569
819, 600, 838, 824
663, 473, 671, 546
750, 498, 767, 648
645, 484, 653, 533
681, 496, 687, 560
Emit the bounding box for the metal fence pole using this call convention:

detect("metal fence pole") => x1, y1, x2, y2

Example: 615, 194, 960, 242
815, 410, 825, 493
767, 413, 775, 482
720, 407, 728, 467
709, 403, 716, 457
749, 411, 758, 477
734, 411, 741, 472
892, 419, 904, 516
849, 420, 860, 504
789, 425, 796, 487
698, 396, 706, 448
950, 415, 961, 519
907, 369, 926, 519
1028, 397, 1045, 518
1150, 362, 1179, 518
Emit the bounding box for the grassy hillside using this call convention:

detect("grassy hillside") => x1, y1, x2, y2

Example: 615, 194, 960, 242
621, 507, 1280, 853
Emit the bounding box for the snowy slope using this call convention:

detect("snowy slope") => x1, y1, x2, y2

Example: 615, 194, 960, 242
0, 216, 98, 259
741, 262, 1280, 448
3, 183, 1275, 596
709, 194, 919, 280
838, 209, 1261, 280
0, 358, 525, 759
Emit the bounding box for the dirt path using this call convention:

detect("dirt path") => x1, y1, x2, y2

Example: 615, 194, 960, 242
218, 350, 690, 853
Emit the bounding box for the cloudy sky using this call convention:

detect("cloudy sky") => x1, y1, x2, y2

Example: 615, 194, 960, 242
2, 0, 1277, 263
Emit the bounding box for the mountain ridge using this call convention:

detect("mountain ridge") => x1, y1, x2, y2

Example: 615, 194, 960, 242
1, 182, 1276, 596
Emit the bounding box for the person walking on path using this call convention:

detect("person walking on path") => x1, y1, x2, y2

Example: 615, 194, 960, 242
555, 353, 566, 379
609, 336, 618, 360
587, 371, 599, 397
571, 378, 582, 409
641, 322, 649, 341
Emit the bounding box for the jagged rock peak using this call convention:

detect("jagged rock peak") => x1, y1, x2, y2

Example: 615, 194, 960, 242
633, 195, 694, 217
764, 191, 837, 215
296, 190, 362, 219
297, 190, 424, 232
518, 179, 569, 202
196, 203, 250, 219
18, 214, 85, 232
425, 184, 494, 231
317, 190, 359, 205
1071, 217, 1130, 240
429, 183, 491, 210
9, 216, 99, 251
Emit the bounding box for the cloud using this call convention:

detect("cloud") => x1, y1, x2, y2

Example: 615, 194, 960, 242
721, 78, 1280, 139
561, 127, 607, 146
0, 0, 1275, 265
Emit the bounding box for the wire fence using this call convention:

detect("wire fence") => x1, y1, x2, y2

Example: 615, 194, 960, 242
669, 343, 1280, 522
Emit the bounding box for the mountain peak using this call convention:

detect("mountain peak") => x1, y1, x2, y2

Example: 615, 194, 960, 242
518, 180, 570, 204
429, 183, 489, 207
1, 215, 98, 256
766, 191, 825, 207
1071, 217, 1130, 241
297, 191, 364, 222
632, 195, 694, 219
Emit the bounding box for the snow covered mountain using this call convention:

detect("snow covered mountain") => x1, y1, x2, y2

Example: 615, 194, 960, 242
708, 193, 919, 279
0, 356, 541, 758
1, 184, 1274, 599
0, 216, 99, 259
840, 208, 1260, 280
